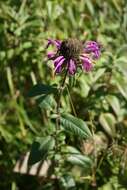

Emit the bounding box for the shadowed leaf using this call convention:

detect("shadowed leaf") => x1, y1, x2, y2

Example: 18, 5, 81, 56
28, 136, 55, 165
28, 84, 57, 97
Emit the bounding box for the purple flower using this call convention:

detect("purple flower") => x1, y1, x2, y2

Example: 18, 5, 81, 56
54, 56, 65, 73
46, 38, 101, 75
47, 52, 55, 59
84, 41, 100, 59
80, 56, 93, 72
47, 39, 61, 49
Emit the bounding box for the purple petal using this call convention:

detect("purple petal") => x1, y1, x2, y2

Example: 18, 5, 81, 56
68, 59, 76, 75
54, 56, 64, 65
55, 66, 62, 73
80, 56, 93, 72
94, 50, 100, 59
47, 39, 61, 49
47, 52, 55, 59
54, 57, 65, 73
84, 41, 100, 59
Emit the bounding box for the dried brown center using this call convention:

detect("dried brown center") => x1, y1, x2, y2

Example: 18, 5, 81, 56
59, 39, 83, 59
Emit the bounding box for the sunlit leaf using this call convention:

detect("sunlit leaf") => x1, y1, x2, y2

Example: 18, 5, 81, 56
61, 113, 92, 139
106, 95, 120, 116
99, 113, 116, 137
67, 154, 92, 168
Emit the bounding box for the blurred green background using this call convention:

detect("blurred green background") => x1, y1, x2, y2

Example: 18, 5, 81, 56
0, 0, 127, 189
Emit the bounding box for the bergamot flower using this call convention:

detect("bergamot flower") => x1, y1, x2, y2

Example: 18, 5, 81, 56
46, 38, 101, 75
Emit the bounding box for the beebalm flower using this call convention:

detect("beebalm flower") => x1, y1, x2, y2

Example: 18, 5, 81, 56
46, 38, 101, 75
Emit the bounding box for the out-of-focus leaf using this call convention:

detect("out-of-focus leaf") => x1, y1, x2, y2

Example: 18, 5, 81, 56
28, 136, 55, 165
59, 175, 76, 189
22, 42, 32, 49
99, 113, 116, 137
67, 7, 77, 28
61, 113, 92, 139
36, 95, 56, 110
0, 125, 13, 142
46, 1, 52, 19
93, 68, 106, 83
66, 146, 81, 154
67, 154, 92, 168
115, 56, 127, 75
115, 76, 127, 100
112, 0, 121, 12
106, 95, 120, 116
85, 1, 94, 16
116, 44, 127, 57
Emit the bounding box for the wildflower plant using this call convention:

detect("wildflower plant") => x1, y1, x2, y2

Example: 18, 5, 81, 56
28, 38, 101, 188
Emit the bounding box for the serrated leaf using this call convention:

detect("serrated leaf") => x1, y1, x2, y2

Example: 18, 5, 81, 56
61, 113, 92, 139
99, 113, 116, 137
28, 136, 55, 165
28, 84, 57, 97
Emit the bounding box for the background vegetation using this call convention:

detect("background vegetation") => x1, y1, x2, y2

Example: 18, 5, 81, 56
0, 0, 127, 189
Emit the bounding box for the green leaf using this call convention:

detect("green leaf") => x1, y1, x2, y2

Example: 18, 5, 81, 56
28, 136, 55, 165
36, 95, 56, 110
106, 95, 120, 116
59, 175, 76, 189
93, 68, 106, 83
67, 154, 92, 168
114, 74, 127, 100
85, 1, 94, 16
116, 44, 127, 57
66, 146, 81, 154
99, 113, 116, 137
69, 75, 76, 87
28, 84, 57, 97
67, 7, 77, 28
66, 146, 92, 168
61, 113, 92, 139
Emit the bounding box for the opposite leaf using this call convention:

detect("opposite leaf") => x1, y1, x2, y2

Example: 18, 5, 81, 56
61, 113, 92, 139
28, 136, 55, 165
28, 84, 57, 97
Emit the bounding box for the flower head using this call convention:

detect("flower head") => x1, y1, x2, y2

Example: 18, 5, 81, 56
46, 38, 101, 75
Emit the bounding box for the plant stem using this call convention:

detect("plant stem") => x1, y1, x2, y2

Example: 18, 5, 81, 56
52, 69, 68, 179
66, 85, 77, 117
56, 69, 68, 131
